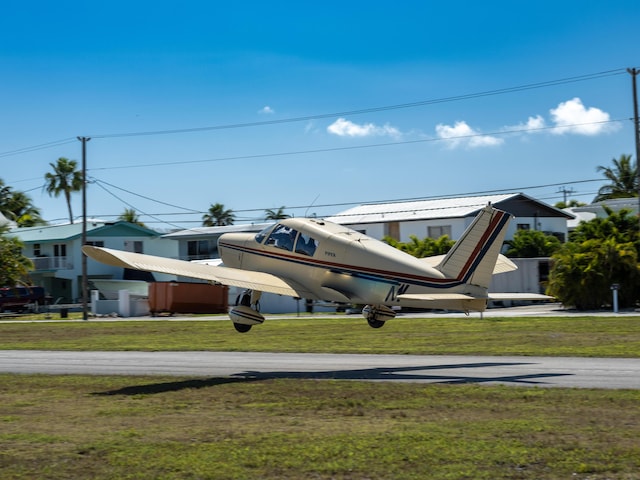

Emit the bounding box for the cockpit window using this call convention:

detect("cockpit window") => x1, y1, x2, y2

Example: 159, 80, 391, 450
295, 233, 318, 256
265, 224, 298, 251
255, 225, 275, 244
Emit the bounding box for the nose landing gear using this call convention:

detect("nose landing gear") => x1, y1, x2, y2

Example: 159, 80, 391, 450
229, 290, 265, 333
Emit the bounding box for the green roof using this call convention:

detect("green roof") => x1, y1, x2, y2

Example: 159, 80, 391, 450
9, 221, 159, 243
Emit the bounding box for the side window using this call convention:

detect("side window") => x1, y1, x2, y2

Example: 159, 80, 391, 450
295, 233, 318, 256
265, 225, 298, 251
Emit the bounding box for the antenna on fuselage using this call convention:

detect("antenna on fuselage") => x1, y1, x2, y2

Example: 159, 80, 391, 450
304, 194, 321, 218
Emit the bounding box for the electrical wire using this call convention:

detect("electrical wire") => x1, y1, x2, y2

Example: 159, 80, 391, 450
92, 180, 185, 230
89, 68, 626, 139
87, 118, 628, 173
0, 67, 628, 158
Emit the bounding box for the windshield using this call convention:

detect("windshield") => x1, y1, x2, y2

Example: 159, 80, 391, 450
254, 225, 275, 244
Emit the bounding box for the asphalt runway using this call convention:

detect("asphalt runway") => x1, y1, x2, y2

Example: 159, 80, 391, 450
1, 350, 639, 389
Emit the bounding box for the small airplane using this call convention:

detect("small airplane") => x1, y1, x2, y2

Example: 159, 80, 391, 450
83, 204, 551, 332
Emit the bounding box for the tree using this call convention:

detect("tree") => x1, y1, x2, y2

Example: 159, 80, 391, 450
503, 230, 561, 258
0, 225, 33, 286
547, 207, 640, 309
384, 234, 454, 258
202, 203, 235, 226
594, 154, 637, 202
118, 208, 146, 227
570, 207, 639, 250
44, 157, 83, 224
0, 179, 45, 227
4, 191, 45, 227
264, 206, 290, 221
547, 238, 640, 309
554, 199, 586, 209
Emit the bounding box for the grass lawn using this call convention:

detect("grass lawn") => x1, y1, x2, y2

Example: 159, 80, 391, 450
1, 375, 639, 479
0, 315, 639, 357
1, 314, 639, 478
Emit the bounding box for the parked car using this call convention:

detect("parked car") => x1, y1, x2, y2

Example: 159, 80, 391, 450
0, 286, 47, 313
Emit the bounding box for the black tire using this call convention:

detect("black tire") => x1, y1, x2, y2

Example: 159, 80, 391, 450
233, 323, 252, 333
367, 318, 386, 329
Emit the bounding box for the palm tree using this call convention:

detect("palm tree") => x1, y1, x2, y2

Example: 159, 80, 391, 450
264, 206, 290, 221
594, 154, 637, 201
44, 157, 83, 224
118, 208, 146, 228
202, 203, 235, 226
5, 191, 45, 227
0, 179, 45, 227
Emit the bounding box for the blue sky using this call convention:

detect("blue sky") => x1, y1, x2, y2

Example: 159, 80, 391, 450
1, 1, 639, 228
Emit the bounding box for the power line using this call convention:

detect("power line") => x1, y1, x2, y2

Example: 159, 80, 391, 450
91, 178, 202, 213
88, 68, 626, 139
0, 68, 627, 159
92, 180, 185, 230
0, 138, 77, 159
87, 118, 628, 173
80, 177, 607, 225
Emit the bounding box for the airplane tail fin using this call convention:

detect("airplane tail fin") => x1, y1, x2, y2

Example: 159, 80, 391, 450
435, 204, 512, 290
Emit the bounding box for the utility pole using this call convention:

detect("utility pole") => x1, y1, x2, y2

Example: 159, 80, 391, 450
628, 68, 640, 226
78, 136, 91, 321
557, 186, 574, 205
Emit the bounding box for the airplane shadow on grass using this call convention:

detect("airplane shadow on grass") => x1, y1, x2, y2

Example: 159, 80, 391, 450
94, 361, 571, 396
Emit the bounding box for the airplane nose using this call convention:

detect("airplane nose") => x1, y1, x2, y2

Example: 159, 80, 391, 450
218, 233, 253, 268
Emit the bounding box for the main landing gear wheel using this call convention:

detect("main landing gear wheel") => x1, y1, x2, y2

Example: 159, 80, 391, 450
367, 318, 386, 329
362, 304, 397, 329
233, 323, 253, 333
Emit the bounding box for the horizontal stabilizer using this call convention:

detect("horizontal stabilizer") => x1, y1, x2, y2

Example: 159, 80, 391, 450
487, 293, 555, 301
421, 253, 517, 275
398, 293, 479, 301
398, 292, 554, 302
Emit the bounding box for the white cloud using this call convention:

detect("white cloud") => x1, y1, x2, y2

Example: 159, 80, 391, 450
549, 98, 615, 135
435, 121, 503, 149
519, 115, 546, 132
327, 118, 401, 138
258, 106, 274, 114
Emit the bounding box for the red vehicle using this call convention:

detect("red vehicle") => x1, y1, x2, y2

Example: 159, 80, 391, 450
0, 286, 46, 313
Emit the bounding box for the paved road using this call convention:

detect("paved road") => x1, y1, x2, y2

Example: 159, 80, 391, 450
1, 350, 639, 389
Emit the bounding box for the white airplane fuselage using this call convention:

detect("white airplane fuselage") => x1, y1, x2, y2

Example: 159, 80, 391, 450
217, 216, 489, 310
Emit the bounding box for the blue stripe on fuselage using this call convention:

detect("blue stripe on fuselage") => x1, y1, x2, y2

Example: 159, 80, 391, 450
218, 241, 464, 289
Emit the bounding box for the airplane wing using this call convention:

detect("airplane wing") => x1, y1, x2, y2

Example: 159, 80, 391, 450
82, 246, 313, 298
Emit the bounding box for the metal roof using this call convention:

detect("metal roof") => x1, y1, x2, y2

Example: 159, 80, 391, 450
162, 222, 273, 239
9, 221, 159, 243
324, 194, 518, 224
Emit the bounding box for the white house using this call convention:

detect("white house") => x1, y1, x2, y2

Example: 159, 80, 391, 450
10, 221, 177, 303
325, 193, 573, 243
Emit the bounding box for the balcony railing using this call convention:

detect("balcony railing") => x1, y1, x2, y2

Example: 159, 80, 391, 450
30, 256, 73, 271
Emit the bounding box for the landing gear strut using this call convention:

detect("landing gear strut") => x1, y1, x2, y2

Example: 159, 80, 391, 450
229, 290, 265, 333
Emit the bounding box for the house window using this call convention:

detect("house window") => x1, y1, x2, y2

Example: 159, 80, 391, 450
188, 240, 210, 259
384, 222, 400, 241
124, 241, 144, 253
86, 241, 104, 247
428, 225, 452, 239
33, 243, 41, 256
517, 224, 531, 230
53, 244, 67, 269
